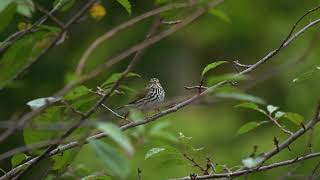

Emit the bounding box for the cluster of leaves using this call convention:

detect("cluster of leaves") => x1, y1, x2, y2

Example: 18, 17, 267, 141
235, 102, 304, 135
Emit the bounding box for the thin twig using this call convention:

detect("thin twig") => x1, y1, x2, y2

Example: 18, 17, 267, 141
183, 153, 207, 173
169, 152, 320, 179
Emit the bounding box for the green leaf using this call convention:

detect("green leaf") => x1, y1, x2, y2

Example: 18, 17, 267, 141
64, 85, 90, 101
216, 92, 265, 105
38, 25, 61, 33
116, 0, 132, 15
214, 164, 225, 173
267, 105, 279, 114
145, 147, 166, 159
0, 0, 13, 12
0, 2, 16, 33
11, 153, 28, 167
16, 0, 34, 18
237, 121, 268, 135
207, 73, 247, 86
53, 0, 75, 11
23, 158, 54, 180
292, 66, 320, 83
235, 102, 267, 115
89, 140, 129, 179
149, 122, 178, 142
0, 31, 57, 90
275, 111, 285, 119
82, 175, 112, 180
101, 72, 140, 88
52, 148, 80, 173
97, 122, 134, 155
23, 106, 64, 147
201, 61, 228, 78
283, 112, 304, 126
208, 9, 231, 23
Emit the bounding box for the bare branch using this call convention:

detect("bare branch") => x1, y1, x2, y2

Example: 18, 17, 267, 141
170, 152, 320, 180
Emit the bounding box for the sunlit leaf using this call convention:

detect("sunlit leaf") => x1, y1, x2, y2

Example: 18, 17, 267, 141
89, 140, 129, 179
208, 9, 231, 23
116, 0, 132, 15
267, 105, 279, 114
11, 153, 28, 167
216, 92, 265, 104
283, 112, 304, 126
97, 122, 134, 155
145, 147, 166, 159
201, 61, 228, 78
0, 0, 13, 13
16, 0, 34, 18
26, 97, 60, 110
242, 156, 264, 168
275, 111, 285, 119
237, 121, 268, 135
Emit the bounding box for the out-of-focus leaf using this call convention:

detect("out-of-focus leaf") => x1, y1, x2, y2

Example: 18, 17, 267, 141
0, 31, 56, 90
82, 175, 112, 180
52, 149, 80, 173
267, 105, 279, 114
23, 158, 54, 180
97, 122, 134, 155
208, 9, 231, 23
216, 92, 265, 105
26, 97, 60, 110
116, 0, 132, 15
53, 0, 75, 11
16, 0, 34, 18
201, 61, 227, 79
145, 147, 166, 159
23, 107, 63, 147
235, 102, 267, 115
101, 72, 140, 88
0, 0, 13, 12
89, 140, 129, 179
214, 164, 225, 173
154, 0, 170, 5
0, 2, 16, 33
11, 153, 28, 167
149, 121, 178, 142
207, 73, 248, 86
64, 85, 90, 101
237, 121, 268, 135
292, 66, 320, 83
157, 158, 185, 168
242, 156, 264, 168
275, 111, 285, 119
38, 25, 61, 33
283, 112, 304, 126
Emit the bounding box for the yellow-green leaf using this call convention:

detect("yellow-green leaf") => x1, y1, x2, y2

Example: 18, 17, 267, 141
201, 61, 228, 79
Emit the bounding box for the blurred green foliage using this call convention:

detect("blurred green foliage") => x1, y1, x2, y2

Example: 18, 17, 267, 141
1, 0, 320, 179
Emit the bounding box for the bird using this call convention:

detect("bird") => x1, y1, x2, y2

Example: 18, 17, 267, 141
118, 78, 165, 112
